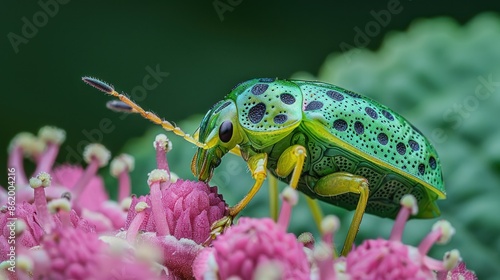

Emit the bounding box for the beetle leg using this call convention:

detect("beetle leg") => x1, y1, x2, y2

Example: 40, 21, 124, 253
268, 173, 279, 221
207, 153, 268, 242
192, 128, 200, 141
229, 153, 268, 216
305, 196, 324, 235
275, 145, 307, 189
313, 172, 369, 256
274, 145, 325, 235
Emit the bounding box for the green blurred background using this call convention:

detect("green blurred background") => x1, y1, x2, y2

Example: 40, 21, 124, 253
2, 1, 500, 279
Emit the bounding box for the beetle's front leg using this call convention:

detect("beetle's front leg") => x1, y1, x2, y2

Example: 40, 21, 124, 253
229, 145, 280, 221
275, 145, 306, 189
207, 153, 268, 241
274, 145, 324, 231
229, 153, 268, 216
314, 172, 369, 256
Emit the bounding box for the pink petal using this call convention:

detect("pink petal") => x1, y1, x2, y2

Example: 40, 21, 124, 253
158, 235, 203, 279
174, 210, 193, 240
193, 247, 216, 280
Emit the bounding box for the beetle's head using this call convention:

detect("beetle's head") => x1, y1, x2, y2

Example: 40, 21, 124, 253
192, 99, 242, 182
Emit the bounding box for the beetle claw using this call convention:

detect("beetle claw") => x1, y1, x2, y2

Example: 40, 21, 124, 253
202, 215, 234, 246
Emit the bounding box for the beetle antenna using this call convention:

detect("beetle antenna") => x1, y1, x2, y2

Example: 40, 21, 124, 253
82, 76, 207, 149
106, 100, 135, 113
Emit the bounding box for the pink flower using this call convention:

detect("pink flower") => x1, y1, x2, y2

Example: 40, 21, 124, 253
74, 151, 134, 232
35, 227, 107, 279
125, 176, 226, 244
436, 261, 478, 280
0, 172, 162, 280
0, 187, 8, 207
124, 135, 227, 243
1, 202, 40, 264
194, 187, 310, 280
5, 127, 107, 206
6, 127, 64, 203
110, 154, 135, 203
162, 178, 227, 243
30, 226, 163, 280
0, 173, 96, 261
310, 215, 346, 280
346, 195, 461, 279
50, 164, 108, 211
121, 134, 228, 279
4, 127, 131, 233
123, 177, 227, 279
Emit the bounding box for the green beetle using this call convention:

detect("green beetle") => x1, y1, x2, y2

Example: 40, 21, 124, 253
83, 77, 445, 255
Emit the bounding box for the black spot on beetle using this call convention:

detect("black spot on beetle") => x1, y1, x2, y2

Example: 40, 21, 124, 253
382, 110, 394, 121
377, 133, 388, 145
251, 84, 269, 95
326, 90, 344, 101
248, 103, 266, 124
259, 78, 276, 83
408, 140, 420, 151
429, 156, 437, 170
354, 121, 364, 134
274, 114, 288, 124
305, 101, 324, 111
365, 107, 378, 119
333, 119, 348, 131
280, 93, 296, 105
396, 142, 406, 155
418, 163, 425, 175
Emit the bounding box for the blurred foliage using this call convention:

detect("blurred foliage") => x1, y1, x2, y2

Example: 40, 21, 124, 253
112, 13, 500, 279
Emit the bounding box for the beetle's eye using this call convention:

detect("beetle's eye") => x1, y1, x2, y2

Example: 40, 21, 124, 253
219, 121, 233, 143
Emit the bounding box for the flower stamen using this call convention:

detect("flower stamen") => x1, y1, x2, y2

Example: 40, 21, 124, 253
29, 172, 53, 233
390, 194, 418, 242
277, 186, 298, 230
148, 169, 170, 236
73, 144, 110, 199
110, 154, 135, 202
34, 126, 66, 175
126, 202, 150, 243
154, 134, 172, 175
